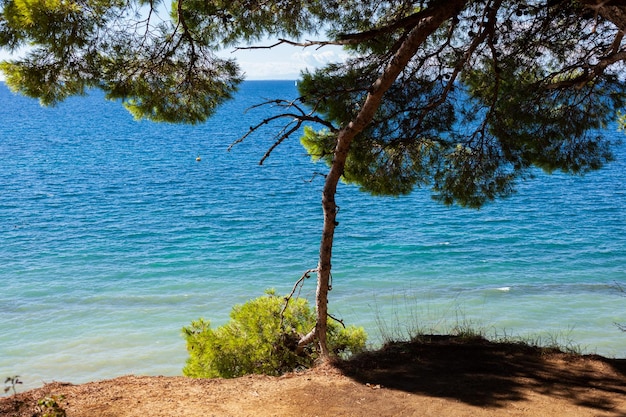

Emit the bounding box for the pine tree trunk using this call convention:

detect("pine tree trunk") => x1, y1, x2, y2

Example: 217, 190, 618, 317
315, 131, 351, 358
313, 0, 466, 358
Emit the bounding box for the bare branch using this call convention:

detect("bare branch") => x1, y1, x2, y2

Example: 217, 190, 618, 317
286, 268, 318, 303
232, 4, 463, 52
545, 49, 626, 89
335, 5, 452, 45
306, 172, 328, 182
228, 98, 336, 163
231, 3, 465, 51
328, 313, 345, 328
279, 268, 317, 330
259, 121, 303, 165
423, 0, 501, 122
294, 306, 345, 354
234, 38, 341, 51
608, 30, 624, 55
276, 268, 319, 354
297, 328, 317, 353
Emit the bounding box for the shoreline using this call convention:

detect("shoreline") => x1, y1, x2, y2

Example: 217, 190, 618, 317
3, 336, 626, 417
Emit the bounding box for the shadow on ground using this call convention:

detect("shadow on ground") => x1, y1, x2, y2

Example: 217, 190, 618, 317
336, 335, 626, 414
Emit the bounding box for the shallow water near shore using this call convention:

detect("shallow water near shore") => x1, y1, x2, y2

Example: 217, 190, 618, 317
1, 81, 625, 391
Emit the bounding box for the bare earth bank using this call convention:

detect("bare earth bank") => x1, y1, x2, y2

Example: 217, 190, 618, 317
2, 336, 626, 417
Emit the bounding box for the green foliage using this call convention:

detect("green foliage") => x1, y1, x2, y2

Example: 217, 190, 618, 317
176, 0, 318, 46
182, 290, 367, 378
300, 126, 336, 163
618, 111, 626, 132
296, 1, 626, 207
300, 69, 456, 198
2, 0, 625, 202
0, 0, 243, 122
3, 0, 625, 362
37, 395, 67, 417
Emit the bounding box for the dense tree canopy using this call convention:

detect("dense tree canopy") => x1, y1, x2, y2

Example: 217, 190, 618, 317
2, 0, 625, 357
2, 0, 624, 202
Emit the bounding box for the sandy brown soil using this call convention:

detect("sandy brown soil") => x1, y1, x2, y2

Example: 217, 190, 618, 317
2, 336, 626, 417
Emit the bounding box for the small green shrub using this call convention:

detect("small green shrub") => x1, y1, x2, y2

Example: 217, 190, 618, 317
182, 290, 367, 378
37, 395, 66, 417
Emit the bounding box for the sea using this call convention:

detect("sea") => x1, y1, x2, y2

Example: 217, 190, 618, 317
1, 80, 625, 392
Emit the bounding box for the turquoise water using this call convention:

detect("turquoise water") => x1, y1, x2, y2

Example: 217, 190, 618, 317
1, 80, 625, 391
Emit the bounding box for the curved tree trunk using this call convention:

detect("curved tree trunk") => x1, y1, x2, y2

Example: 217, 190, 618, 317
312, 0, 467, 358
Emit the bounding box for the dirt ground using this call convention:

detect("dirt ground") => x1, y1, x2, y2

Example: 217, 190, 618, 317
2, 336, 626, 417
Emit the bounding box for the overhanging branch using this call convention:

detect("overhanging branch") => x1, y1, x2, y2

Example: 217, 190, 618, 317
545, 49, 626, 89
228, 99, 336, 163
234, 38, 341, 50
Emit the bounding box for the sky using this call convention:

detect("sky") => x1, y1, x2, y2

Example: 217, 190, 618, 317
0, 40, 347, 81
217, 42, 348, 80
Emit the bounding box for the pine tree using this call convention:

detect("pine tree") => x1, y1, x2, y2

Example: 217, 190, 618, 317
2, 0, 625, 358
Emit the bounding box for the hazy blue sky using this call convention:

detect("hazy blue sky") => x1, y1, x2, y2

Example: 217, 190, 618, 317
0, 41, 347, 81
219, 41, 347, 80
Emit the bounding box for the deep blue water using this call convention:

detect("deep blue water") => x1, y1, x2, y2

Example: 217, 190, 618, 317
1, 80, 625, 390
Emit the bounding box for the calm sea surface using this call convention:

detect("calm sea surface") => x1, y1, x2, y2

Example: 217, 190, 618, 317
1, 80, 625, 391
